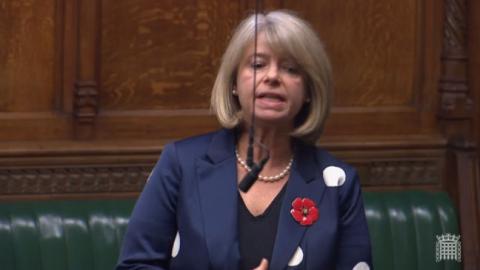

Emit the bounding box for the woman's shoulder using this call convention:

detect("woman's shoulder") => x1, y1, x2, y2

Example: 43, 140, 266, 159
294, 141, 359, 189
296, 140, 355, 174
314, 147, 355, 172
311, 147, 364, 192
166, 128, 232, 156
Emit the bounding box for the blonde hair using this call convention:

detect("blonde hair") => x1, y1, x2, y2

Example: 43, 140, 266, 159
210, 10, 332, 144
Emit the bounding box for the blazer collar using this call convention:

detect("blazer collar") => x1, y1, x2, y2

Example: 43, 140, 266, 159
197, 129, 239, 269
292, 139, 321, 182
205, 128, 236, 164
269, 142, 326, 269
198, 129, 324, 269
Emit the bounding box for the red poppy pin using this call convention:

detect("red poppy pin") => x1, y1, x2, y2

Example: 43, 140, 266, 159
290, 197, 319, 226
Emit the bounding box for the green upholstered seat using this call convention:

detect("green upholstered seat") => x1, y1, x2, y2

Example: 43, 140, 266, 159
0, 191, 461, 270
364, 191, 461, 270
0, 200, 133, 270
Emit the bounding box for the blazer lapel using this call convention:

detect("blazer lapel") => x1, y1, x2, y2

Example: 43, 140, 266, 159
196, 129, 240, 269
270, 142, 326, 270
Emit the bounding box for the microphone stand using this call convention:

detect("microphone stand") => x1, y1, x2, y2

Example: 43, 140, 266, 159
238, 0, 269, 193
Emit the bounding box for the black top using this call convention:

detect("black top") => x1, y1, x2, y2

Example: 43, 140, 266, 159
238, 185, 287, 270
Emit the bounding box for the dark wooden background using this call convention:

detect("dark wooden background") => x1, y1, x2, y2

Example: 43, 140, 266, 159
0, 0, 478, 268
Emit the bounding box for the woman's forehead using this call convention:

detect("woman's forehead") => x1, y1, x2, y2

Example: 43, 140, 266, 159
241, 33, 295, 61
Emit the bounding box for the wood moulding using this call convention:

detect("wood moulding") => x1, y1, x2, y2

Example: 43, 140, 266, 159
74, 80, 98, 125
0, 139, 445, 197
0, 158, 442, 197
358, 159, 441, 186
0, 165, 151, 196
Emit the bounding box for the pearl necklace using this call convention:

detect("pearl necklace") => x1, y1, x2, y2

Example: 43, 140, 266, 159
235, 150, 293, 182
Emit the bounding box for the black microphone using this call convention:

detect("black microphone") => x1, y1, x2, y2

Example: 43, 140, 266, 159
238, 155, 269, 192
246, 126, 255, 167
238, 0, 267, 193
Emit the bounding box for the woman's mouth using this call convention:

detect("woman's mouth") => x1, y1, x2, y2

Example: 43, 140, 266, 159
256, 92, 286, 108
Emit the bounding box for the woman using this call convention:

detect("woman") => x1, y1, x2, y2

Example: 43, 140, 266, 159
117, 10, 372, 270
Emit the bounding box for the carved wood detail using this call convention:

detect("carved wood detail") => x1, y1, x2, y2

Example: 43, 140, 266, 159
74, 80, 98, 123
362, 160, 440, 186
74, 0, 100, 139
444, 0, 466, 49
439, 0, 473, 148
0, 154, 444, 195
0, 165, 151, 195
439, 1, 480, 268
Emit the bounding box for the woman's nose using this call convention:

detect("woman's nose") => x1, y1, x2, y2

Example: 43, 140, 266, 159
263, 65, 280, 84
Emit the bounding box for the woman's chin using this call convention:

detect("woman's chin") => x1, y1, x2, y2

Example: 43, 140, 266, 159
253, 114, 293, 128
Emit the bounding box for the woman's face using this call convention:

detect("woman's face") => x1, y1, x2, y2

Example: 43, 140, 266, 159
235, 33, 307, 129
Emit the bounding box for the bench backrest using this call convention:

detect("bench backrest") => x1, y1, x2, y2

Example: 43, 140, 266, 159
0, 191, 461, 270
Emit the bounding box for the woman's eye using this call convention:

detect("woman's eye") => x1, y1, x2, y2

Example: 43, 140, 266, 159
250, 61, 265, 69
283, 64, 301, 74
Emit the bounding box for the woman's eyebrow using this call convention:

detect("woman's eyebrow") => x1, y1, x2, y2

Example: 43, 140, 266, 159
281, 58, 298, 65
250, 52, 269, 59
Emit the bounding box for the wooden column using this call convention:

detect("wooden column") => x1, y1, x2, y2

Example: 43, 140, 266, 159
74, 0, 100, 139
467, 0, 480, 266
438, 0, 480, 268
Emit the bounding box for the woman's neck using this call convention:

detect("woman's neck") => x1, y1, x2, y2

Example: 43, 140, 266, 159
237, 125, 293, 167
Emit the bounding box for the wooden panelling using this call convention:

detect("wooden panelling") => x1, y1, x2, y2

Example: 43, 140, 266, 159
0, 0, 73, 140
90, 0, 446, 139
101, 1, 221, 110
0, 1, 474, 187
284, 0, 418, 108
0, 0, 446, 140
0, 140, 161, 198
470, 0, 480, 172
0, 165, 150, 195
0, 1, 479, 266
0, 0, 56, 112
438, 0, 479, 268
470, 0, 480, 239
0, 0, 473, 190
277, 0, 443, 138
93, 0, 245, 141
73, 0, 100, 139
0, 143, 446, 197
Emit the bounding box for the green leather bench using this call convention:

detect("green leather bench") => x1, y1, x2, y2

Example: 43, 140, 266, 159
0, 191, 461, 270
364, 191, 461, 270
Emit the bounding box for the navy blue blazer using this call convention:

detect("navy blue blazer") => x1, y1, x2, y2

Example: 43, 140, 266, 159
117, 129, 372, 270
